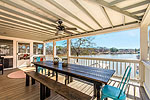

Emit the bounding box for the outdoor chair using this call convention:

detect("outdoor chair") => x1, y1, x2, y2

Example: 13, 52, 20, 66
0, 57, 4, 75
35, 57, 47, 75
101, 66, 132, 100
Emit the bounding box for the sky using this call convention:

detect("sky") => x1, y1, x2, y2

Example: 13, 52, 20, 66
46, 28, 141, 49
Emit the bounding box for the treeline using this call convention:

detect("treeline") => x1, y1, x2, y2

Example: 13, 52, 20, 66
46, 46, 140, 56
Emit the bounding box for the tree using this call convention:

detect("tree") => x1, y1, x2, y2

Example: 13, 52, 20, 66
110, 47, 118, 52
64, 37, 95, 55
71, 37, 95, 57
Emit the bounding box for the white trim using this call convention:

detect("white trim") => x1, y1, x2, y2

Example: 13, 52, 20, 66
141, 5, 150, 26
0, 35, 43, 43
144, 82, 150, 99
45, 23, 139, 42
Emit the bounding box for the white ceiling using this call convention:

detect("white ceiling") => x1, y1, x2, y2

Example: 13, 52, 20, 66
0, 0, 149, 41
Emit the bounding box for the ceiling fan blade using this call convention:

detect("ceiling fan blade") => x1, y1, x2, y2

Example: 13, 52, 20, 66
65, 27, 77, 30
64, 30, 74, 35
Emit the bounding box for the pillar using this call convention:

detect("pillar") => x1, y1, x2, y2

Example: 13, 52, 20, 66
67, 39, 71, 63
140, 25, 148, 85
53, 40, 56, 61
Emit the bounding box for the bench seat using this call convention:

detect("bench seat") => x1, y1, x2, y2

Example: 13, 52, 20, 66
25, 71, 92, 100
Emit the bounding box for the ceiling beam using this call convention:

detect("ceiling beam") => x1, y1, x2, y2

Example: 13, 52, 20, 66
0, 26, 49, 39
46, 0, 94, 30
0, 5, 57, 28
0, 22, 64, 39
24, 0, 86, 32
100, 6, 113, 27
131, 9, 147, 15
121, 1, 150, 10
95, 0, 140, 21
0, 20, 65, 38
45, 22, 139, 42
71, 0, 103, 29
0, 0, 80, 33
109, 0, 125, 5
0, 23, 54, 37
141, 4, 150, 26
0, 19, 55, 36
0, 11, 57, 32
0, 30, 45, 41
0, 16, 55, 35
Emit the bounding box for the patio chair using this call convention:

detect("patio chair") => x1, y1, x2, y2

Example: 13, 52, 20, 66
101, 66, 132, 100
0, 57, 4, 75
36, 57, 47, 75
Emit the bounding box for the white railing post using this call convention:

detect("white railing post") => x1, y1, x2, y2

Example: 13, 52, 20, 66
67, 39, 71, 63
53, 40, 56, 61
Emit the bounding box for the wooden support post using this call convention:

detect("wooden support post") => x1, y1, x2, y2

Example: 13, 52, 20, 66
140, 25, 148, 86
26, 74, 30, 86
30, 42, 33, 66
40, 83, 45, 100
31, 78, 35, 85
67, 39, 73, 83
46, 87, 51, 98
67, 39, 71, 63
53, 40, 56, 61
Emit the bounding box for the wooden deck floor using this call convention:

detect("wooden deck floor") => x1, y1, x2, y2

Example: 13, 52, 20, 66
0, 68, 149, 100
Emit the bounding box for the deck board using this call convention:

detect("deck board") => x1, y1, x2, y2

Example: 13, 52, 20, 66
0, 68, 149, 100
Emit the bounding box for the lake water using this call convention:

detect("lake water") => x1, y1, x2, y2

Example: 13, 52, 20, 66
79, 54, 139, 60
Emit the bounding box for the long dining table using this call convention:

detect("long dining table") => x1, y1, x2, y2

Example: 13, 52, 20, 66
33, 61, 115, 100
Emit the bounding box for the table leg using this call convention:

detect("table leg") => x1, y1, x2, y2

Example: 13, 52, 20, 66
52, 71, 55, 77
70, 76, 73, 82
94, 84, 97, 97
56, 72, 58, 81
36, 66, 38, 73
26, 74, 30, 86
46, 87, 51, 98
96, 84, 100, 100
40, 83, 45, 100
48, 70, 50, 76
31, 78, 35, 85
65, 75, 69, 85
94, 83, 102, 100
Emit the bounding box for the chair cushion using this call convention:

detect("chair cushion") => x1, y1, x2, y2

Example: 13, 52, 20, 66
102, 85, 126, 99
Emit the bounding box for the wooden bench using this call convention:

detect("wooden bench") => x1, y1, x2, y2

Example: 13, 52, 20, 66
25, 71, 92, 100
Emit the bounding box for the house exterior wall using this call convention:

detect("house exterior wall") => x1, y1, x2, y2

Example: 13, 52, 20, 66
0, 35, 44, 68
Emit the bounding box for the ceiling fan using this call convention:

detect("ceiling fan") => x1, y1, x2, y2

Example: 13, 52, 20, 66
55, 19, 77, 36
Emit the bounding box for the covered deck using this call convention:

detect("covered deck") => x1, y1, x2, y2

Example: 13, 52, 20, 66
0, 68, 148, 100
0, 0, 150, 100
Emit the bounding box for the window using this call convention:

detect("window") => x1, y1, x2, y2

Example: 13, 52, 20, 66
0, 39, 13, 56
45, 42, 53, 55
18, 43, 30, 53
33, 43, 43, 55
56, 40, 67, 58
18, 43, 30, 60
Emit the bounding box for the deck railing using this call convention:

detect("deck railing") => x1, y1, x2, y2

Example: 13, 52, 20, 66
69, 56, 140, 80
